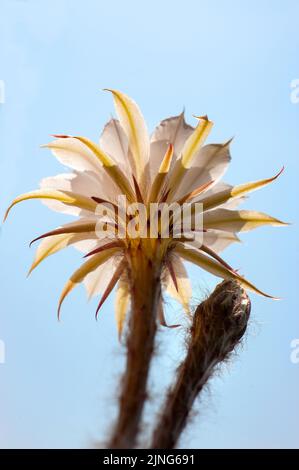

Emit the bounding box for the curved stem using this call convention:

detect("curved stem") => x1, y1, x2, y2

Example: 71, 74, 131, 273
109, 249, 161, 449
151, 280, 251, 449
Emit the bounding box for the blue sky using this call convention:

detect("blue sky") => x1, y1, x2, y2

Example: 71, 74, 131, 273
0, 0, 298, 448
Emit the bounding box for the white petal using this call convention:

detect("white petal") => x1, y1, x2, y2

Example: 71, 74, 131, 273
199, 182, 245, 210
39, 173, 90, 216
163, 255, 192, 313
203, 230, 240, 252
149, 140, 171, 183
151, 112, 194, 157
29, 232, 97, 275
99, 118, 130, 175
42, 137, 103, 174
107, 90, 150, 183
187, 230, 241, 253
115, 278, 130, 338
42, 172, 102, 197
73, 238, 108, 254
84, 255, 119, 299
173, 143, 231, 201
40, 172, 119, 215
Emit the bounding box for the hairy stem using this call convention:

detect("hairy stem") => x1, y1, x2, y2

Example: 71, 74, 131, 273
109, 248, 161, 449
151, 280, 251, 449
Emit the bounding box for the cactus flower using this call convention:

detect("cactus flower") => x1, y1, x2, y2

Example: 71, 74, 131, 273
4, 90, 287, 336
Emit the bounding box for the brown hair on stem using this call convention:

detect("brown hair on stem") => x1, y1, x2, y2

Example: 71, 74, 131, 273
150, 280, 251, 449
108, 250, 162, 449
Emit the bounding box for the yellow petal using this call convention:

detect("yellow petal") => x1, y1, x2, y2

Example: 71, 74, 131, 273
3, 189, 97, 222
29, 232, 96, 275
58, 247, 121, 318
177, 180, 214, 204
115, 277, 130, 339
202, 168, 284, 211
198, 244, 235, 271
181, 115, 214, 169
30, 219, 97, 246
148, 143, 174, 203
105, 89, 150, 184
95, 260, 126, 319
41, 136, 103, 174
73, 136, 115, 167
158, 143, 174, 174
203, 209, 288, 232
74, 136, 136, 202
175, 244, 278, 299
166, 116, 213, 200
163, 254, 192, 314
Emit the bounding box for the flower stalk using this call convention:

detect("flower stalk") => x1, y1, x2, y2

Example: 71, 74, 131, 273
150, 280, 251, 449
109, 245, 162, 449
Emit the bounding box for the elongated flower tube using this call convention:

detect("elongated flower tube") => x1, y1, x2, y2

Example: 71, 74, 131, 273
4, 89, 287, 448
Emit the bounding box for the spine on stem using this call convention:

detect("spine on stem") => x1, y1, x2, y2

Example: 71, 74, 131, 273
151, 280, 251, 449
